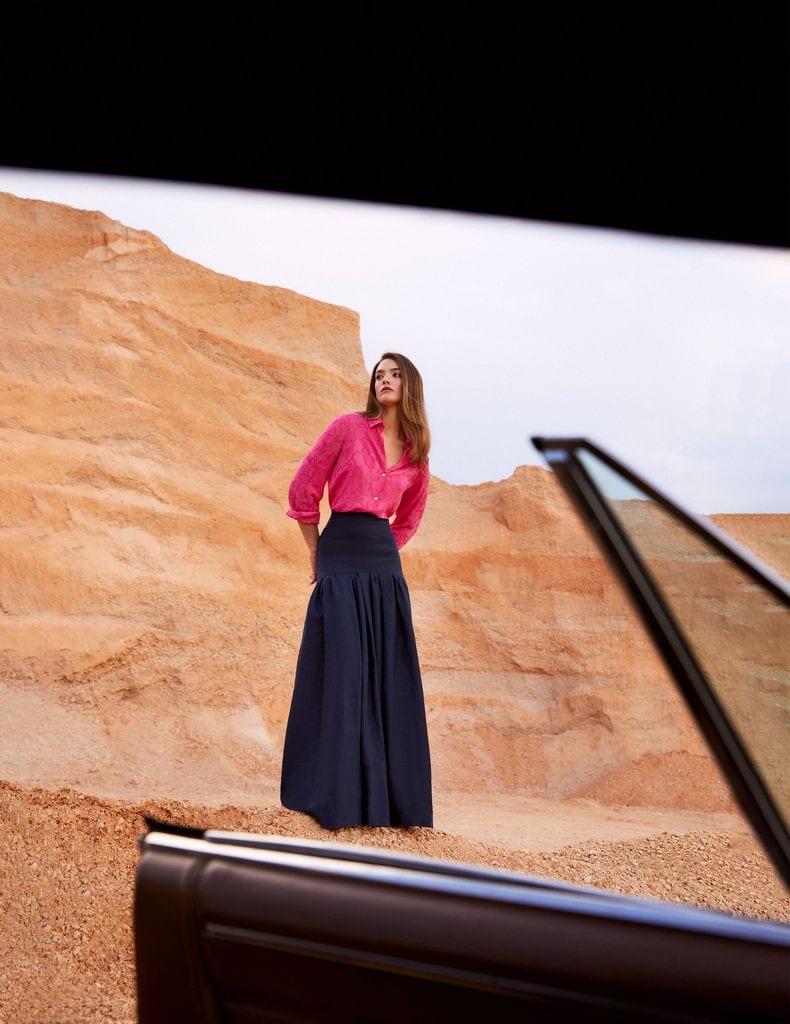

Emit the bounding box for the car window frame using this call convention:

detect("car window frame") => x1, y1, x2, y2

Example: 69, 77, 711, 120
531, 436, 790, 889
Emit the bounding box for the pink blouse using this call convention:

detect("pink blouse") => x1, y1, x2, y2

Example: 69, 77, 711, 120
287, 413, 430, 549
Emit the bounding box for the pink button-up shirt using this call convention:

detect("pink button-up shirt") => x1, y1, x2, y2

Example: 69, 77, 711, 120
287, 413, 430, 549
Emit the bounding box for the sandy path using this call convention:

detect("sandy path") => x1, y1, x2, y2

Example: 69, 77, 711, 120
434, 789, 755, 853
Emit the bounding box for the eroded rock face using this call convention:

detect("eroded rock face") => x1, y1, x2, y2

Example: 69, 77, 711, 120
1, 192, 784, 812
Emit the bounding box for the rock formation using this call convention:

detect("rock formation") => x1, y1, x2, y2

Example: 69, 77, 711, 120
1, 191, 785, 817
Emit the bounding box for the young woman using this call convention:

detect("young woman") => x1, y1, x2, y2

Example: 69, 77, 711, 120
280, 352, 433, 829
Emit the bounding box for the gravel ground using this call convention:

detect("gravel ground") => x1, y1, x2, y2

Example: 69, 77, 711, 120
2, 780, 788, 1024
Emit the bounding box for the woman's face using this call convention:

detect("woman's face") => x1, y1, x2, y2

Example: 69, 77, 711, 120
374, 358, 403, 407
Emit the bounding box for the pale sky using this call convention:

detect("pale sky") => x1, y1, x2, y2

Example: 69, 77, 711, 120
2, 166, 789, 515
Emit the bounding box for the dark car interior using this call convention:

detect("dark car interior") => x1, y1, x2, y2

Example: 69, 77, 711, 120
2, 7, 788, 251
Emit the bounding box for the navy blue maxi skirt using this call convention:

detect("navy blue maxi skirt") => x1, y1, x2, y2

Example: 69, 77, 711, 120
280, 511, 433, 829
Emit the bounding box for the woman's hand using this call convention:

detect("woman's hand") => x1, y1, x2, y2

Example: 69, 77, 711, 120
298, 522, 319, 585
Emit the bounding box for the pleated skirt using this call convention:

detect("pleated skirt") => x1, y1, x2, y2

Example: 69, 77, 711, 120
280, 511, 433, 829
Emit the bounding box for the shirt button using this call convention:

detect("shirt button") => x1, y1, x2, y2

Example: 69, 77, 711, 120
381, 472, 386, 477
374, 496, 378, 501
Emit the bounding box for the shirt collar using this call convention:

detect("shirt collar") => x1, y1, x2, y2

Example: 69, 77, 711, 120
367, 416, 412, 451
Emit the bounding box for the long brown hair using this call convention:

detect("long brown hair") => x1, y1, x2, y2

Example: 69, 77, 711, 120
363, 352, 430, 466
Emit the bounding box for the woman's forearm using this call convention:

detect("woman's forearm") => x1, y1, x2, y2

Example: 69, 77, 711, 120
298, 522, 319, 584
298, 522, 319, 552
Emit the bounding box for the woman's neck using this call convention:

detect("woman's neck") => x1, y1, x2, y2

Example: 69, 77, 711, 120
379, 405, 402, 435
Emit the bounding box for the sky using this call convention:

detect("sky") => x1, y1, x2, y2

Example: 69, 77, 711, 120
1, 166, 789, 515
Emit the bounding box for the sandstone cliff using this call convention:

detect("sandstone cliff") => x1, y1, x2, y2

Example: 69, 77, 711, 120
1, 191, 784, 815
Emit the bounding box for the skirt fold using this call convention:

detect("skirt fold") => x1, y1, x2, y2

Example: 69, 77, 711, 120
280, 512, 433, 829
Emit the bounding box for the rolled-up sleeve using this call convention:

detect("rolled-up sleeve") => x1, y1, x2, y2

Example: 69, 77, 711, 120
287, 416, 347, 524
390, 461, 430, 549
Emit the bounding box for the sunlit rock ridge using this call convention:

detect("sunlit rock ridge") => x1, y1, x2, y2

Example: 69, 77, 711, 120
1, 192, 785, 813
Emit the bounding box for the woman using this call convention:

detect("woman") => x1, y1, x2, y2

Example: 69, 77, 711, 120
280, 352, 433, 829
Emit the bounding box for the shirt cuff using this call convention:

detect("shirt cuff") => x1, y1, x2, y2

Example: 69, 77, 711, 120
286, 508, 320, 524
